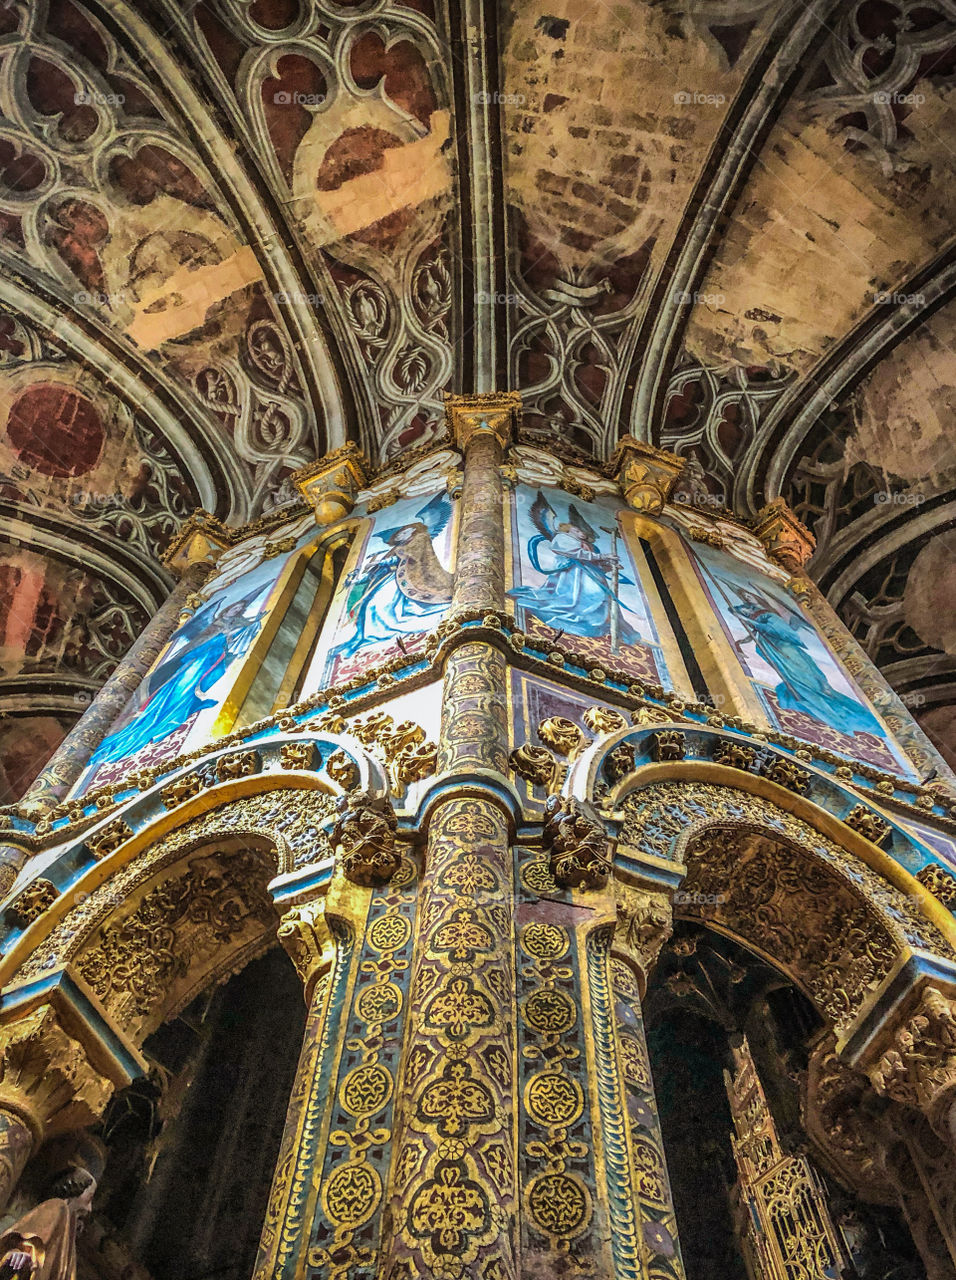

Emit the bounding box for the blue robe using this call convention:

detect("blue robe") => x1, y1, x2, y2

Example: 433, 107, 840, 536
509, 531, 640, 642
735, 606, 883, 739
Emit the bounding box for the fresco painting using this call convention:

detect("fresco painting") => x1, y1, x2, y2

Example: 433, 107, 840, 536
78, 564, 285, 792
692, 541, 910, 774
508, 485, 668, 686
307, 489, 455, 690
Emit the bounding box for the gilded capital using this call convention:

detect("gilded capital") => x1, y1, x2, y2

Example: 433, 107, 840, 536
161, 511, 232, 578
277, 899, 335, 1004
293, 444, 369, 526
752, 497, 816, 573
612, 437, 684, 515
444, 390, 521, 451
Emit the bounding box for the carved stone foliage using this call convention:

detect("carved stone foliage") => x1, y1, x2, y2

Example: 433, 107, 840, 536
617, 781, 955, 1032
348, 713, 437, 791
331, 790, 399, 888
76, 848, 276, 1038
543, 796, 611, 891
870, 988, 956, 1135
845, 804, 892, 847
613, 884, 673, 989
917, 863, 956, 910
509, 743, 562, 792
803, 1038, 894, 1202
5, 878, 57, 927
0, 1006, 113, 1138
276, 900, 333, 1003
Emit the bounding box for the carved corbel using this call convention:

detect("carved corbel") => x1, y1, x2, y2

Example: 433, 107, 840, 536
803, 1037, 896, 1202
332, 790, 400, 887
612, 437, 684, 515
161, 510, 231, 578
542, 796, 611, 890
292, 444, 368, 526
752, 497, 815, 574
613, 882, 673, 993
867, 988, 956, 1144
277, 900, 335, 1005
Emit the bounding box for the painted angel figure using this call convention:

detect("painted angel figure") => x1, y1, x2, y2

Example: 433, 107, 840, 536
508, 491, 643, 642
720, 581, 884, 739
330, 492, 453, 662
85, 580, 273, 770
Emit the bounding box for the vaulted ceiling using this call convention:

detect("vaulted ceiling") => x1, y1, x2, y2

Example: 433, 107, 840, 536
1, 0, 955, 795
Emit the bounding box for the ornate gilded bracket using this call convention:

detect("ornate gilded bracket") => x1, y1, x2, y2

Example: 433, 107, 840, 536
612, 437, 685, 515
276, 899, 335, 1005
752, 497, 816, 573
161, 510, 231, 578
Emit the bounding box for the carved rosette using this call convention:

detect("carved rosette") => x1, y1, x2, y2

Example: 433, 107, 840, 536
543, 796, 611, 891
332, 791, 400, 887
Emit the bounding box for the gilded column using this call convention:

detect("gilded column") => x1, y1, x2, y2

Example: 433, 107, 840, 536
609, 883, 686, 1278
379, 393, 521, 1279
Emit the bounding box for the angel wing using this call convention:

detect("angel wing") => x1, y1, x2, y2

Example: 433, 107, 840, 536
415, 491, 453, 538
529, 489, 559, 539
566, 503, 598, 544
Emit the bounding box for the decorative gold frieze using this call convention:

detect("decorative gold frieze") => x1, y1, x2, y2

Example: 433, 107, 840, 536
651, 730, 686, 763
326, 751, 359, 791
844, 804, 891, 847
543, 796, 610, 890
916, 863, 956, 909
443, 390, 521, 450
612, 437, 684, 515
712, 741, 757, 772
161, 773, 204, 809
292, 444, 368, 526
6, 879, 58, 928
88, 818, 133, 860
752, 497, 815, 573
216, 750, 261, 782
606, 742, 637, 783
280, 742, 319, 772
332, 791, 400, 887
760, 757, 810, 794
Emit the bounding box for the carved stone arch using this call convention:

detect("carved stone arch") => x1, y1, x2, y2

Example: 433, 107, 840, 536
615, 774, 955, 1035
564, 728, 956, 1041
5, 784, 344, 1046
